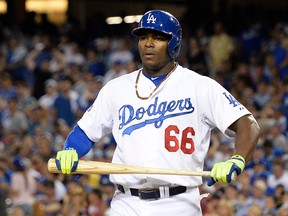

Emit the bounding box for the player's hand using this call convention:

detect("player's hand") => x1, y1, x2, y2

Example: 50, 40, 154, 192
207, 154, 245, 186
56, 149, 79, 174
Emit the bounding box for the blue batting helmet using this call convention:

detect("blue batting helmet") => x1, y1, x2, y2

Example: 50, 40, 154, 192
132, 10, 182, 59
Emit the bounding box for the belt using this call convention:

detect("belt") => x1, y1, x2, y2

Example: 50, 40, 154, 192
116, 184, 187, 200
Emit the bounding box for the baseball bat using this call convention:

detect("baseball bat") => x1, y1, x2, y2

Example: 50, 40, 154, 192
47, 158, 236, 180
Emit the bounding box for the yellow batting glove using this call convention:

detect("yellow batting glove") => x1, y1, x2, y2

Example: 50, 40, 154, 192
56, 149, 79, 174
207, 155, 245, 186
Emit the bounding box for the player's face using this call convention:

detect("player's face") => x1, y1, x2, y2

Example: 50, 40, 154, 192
138, 30, 173, 75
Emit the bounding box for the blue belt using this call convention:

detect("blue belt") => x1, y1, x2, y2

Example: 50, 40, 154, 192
116, 184, 187, 200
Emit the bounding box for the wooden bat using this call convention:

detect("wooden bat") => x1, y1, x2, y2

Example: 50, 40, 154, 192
48, 158, 237, 181
47, 158, 212, 177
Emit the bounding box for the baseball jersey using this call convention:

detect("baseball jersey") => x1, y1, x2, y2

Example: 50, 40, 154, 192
77, 65, 251, 188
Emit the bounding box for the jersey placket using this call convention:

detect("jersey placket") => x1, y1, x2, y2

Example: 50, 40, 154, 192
136, 72, 168, 168
143, 85, 164, 168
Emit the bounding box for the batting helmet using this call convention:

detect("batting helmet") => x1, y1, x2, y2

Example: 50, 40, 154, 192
132, 10, 182, 59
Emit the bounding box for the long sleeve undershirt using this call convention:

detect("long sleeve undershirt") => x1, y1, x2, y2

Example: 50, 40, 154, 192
63, 124, 94, 158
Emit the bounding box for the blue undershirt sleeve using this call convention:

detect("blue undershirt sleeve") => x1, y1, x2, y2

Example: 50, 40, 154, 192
63, 124, 94, 158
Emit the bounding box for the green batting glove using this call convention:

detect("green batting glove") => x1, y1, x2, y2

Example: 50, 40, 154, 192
56, 149, 79, 174
207, 154, 245, 186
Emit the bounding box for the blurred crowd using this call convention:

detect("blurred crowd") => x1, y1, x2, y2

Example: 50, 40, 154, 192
0, 11, 288, 216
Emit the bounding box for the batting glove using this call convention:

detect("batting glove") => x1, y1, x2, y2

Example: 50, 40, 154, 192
207, 154, 245, 186
56, 149, 79, 174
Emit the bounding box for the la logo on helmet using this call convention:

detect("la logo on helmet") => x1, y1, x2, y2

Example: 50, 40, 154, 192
147, 13, 156, 24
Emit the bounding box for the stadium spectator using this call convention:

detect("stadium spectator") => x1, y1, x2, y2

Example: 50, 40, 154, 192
207, 21, 235, 75
107, 38, 134, 69
0, 97, 28, 136
86, 188, 107, 216
0, 74, 17, 101
262, 195, 278, 215
223, 184, 243, 213
267, 159, 288, 192
3, 35, 29, 82
86, 47, 106, 77
266, 124, 288, 153
216, 198, 235, 216
186, 37, 208, 76
63, 41, 86, 66
77, 75, 103, 114
35, 179, 62, 216
25, 35, 66, 99
38, 78, 58, 110
235, 179, 267, 216
102, 60, 127, 85
51, 76, 79, 127
10, 155, 37, 216
62, 180, 87, 215
0, 163, 9, 215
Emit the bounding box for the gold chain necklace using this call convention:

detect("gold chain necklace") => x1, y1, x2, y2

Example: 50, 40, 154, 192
135, 63, 178, 100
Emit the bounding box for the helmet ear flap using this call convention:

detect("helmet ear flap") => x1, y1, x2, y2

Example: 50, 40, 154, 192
167, 34, 181, 59
173, 45, 180, 57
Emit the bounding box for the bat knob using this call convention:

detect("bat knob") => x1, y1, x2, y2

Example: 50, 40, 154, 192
231, 171, 237, 182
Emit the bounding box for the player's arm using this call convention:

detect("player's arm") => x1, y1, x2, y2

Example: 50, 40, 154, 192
208, 114, 260, 186
56, 124, 94, 174
55, 82, 113, 174
229, 114, 260, 162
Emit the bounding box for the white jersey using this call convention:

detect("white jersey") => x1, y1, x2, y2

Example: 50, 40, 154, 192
78, 65, 251, 188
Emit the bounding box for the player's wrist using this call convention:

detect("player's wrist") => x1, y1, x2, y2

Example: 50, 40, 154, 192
230, 154, 245, 164
229, 154, 245, 174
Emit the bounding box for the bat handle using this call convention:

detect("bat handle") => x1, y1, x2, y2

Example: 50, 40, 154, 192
204, 171, 237, 182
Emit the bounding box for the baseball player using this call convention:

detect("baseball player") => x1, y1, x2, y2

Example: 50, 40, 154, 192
56, 10, 260, 215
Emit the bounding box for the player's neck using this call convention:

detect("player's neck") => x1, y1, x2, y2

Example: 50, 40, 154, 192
135, 62, 178, 100
142, 61, 176, 76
